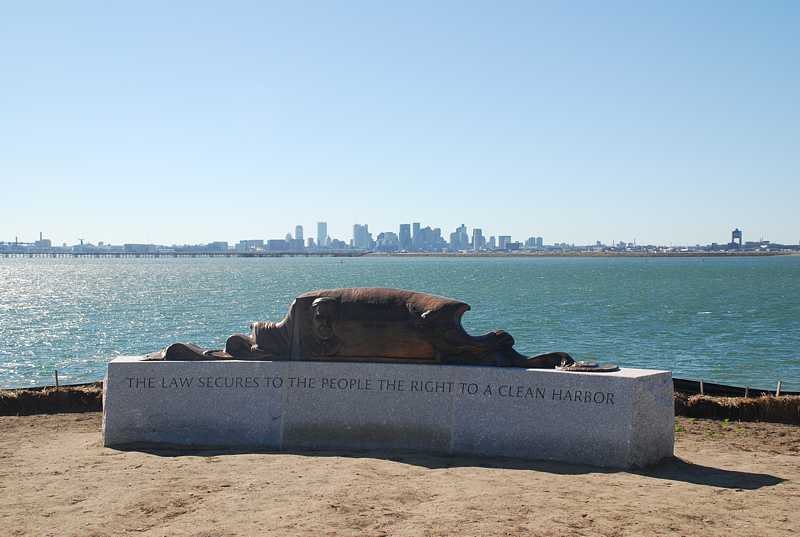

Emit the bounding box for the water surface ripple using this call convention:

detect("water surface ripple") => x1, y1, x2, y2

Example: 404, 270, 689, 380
1, 256, 798, 390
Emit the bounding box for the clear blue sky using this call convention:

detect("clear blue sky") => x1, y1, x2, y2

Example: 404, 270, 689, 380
2, 1, 798, 246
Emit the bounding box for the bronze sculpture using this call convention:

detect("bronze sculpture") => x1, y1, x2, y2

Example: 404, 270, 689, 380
148, 288, 574, 369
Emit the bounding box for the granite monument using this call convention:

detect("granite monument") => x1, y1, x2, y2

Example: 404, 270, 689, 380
105, 287, 674, 468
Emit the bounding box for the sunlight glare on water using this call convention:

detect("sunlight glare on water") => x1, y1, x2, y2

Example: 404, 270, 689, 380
0, 256, 798, 390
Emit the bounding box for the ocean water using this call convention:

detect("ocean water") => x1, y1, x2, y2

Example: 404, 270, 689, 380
0, 256, 798, 390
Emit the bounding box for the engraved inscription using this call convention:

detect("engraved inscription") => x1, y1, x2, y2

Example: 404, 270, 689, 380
123, 375, 616, 405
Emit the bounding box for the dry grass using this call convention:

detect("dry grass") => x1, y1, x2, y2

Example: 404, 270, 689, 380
0, 382, 103, 415
675, 393, 800, 424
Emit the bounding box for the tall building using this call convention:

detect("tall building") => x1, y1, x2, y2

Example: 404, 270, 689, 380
284, 230, 304, 251
536, 237, 543, 248
472, 228, 485, 250
412, 225, 440, 251
412, 222, 421, 249
498, 235, 512, 250
352, 224, 373, 249
376, 232, 400, 252
432, 228, 443, 248
488, 236, 496, 249
399, 224, 411, 250
317, 222, 328, 248
449, 224, 469, 250
295, 225, 304, 243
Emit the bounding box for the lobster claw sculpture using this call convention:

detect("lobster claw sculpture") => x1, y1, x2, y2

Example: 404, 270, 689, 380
150, 288, 574, 369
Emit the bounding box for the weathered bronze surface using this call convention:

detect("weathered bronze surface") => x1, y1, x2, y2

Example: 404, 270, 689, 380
147, 288, 575, 368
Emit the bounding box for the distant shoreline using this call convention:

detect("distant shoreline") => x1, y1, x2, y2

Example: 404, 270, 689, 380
367, 251, 794, 258
3, 250, 796, 260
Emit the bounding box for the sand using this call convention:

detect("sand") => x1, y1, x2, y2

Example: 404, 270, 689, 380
0, 414, 797, 537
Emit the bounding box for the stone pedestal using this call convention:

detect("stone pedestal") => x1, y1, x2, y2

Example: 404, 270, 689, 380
103, 357, 674, 469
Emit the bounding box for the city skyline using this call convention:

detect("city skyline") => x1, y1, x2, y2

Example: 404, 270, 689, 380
3, 217, 797, 253
3, 221, 791, 254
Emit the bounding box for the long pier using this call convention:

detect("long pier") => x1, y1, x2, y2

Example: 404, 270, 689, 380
1, 251, 368, 259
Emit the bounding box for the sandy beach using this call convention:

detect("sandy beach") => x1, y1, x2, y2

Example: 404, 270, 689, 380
1, 413, 797, 537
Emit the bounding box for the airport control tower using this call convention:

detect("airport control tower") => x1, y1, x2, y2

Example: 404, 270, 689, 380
731, 228, 743, 248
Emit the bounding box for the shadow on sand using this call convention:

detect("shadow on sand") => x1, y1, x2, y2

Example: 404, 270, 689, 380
116, 444, 784, 491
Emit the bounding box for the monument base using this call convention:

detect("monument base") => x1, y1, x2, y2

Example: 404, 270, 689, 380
103, 357, 674, 469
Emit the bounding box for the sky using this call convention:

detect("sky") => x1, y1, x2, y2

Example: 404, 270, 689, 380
1, 1, 798, 246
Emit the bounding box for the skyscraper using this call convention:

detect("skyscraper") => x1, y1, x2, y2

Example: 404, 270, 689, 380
399, 224, 411, 250
412, 222, 421, 249
317, 222, 328, 248
449, 224, 469, 250
472, 228, 485, 250
352, 224, 373, 249
375, 232, 400, 252
431, 228, 442, 248
295, 225, 304, 242
498, 235, 511, 250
